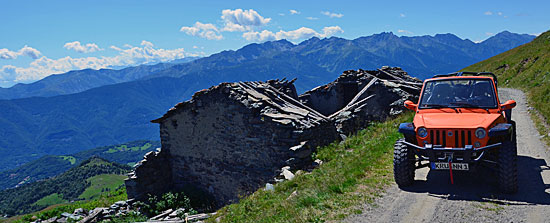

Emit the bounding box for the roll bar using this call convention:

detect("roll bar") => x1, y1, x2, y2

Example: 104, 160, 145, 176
432, 72, 498, 88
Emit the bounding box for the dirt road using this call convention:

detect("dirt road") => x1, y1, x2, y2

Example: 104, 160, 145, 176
345, 88, 550, 223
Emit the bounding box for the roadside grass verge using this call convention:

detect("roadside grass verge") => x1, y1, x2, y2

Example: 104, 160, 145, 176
212, 112, 413, 222
528, 101, 550, 145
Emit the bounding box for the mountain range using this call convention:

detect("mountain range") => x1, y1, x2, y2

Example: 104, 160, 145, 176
0, 57, 200, 100
0, 31, 535, 171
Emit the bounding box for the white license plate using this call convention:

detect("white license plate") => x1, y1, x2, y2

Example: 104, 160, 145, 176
432, 162, 469, 170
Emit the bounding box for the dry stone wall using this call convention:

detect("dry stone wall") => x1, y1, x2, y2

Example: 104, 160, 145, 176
125, 66, 422, 208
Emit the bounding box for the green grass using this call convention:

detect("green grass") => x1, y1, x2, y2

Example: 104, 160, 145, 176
472, 201, 504, 213
212, 112, 414, 222
32, 194, 66, 207
105, 143, 152, 153
58, 156, 76, 165
13, 187, 128, 223
463, 30, 550, 143
78, 174, 127, 200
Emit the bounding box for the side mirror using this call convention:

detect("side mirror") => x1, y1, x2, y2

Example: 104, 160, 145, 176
404, 100, 417, 111
501, 100, 516, 110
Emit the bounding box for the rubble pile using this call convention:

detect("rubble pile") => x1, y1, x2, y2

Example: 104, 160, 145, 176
300, 66, 422, 135
27, 199, 215, 223
125, 66, 422, 208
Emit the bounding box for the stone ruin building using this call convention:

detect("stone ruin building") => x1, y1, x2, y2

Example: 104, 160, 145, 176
125, 66, 422, 207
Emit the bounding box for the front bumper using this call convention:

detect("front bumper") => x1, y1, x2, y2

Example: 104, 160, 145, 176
402, 141, 502, 163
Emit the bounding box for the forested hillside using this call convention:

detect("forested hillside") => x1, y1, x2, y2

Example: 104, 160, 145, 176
0, 157, 130, 216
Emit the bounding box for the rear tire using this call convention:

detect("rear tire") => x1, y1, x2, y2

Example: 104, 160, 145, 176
394, 138, 415, 187
498, 131, 518, 193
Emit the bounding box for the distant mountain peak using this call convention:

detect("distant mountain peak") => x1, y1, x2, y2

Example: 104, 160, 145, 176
434, 33, 460, 39
298, 36, 321, 46
273, 39, 294, 45
480, 31, 535, 48
496, 30, 513, 35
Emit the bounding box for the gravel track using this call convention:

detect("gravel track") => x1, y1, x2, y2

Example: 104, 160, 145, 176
345, 88, 550, 223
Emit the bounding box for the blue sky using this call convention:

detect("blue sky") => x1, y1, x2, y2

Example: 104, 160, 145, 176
0, 0, 548, 87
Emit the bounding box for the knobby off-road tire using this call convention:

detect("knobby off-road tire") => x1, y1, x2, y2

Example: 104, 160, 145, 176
394, 138, 415, 187
498, 123, 518, 194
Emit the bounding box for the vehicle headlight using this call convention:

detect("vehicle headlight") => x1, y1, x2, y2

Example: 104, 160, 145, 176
475, 128, 486, 139
417, 127, 428, 138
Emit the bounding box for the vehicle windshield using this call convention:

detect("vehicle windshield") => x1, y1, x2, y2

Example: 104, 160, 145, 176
419, 78, 497, 109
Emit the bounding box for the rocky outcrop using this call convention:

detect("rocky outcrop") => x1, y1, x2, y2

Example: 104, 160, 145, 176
125, 66, 421, 208
25, 199, 214, 223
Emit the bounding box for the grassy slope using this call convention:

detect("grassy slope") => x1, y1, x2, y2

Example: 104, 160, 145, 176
78, 174, 127, 200
32, 194, 66, 207
8, 187, 128, 223
463, 30, 550, 142
213, 112, 413, 222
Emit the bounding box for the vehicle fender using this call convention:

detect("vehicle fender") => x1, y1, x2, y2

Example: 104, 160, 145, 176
488, 123, 512, 137
398, 123, 415, 136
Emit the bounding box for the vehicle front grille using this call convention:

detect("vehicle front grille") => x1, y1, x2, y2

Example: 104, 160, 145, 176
429, 129, 472, 148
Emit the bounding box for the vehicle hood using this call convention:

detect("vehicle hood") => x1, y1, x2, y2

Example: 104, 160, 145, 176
414, 113, 502, 129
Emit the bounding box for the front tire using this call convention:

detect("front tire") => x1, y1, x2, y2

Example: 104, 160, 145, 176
394, 138, 415, 187
498, 137, 518, 193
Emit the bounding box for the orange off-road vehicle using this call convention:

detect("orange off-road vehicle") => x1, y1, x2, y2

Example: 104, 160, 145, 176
394, 72, 518, 193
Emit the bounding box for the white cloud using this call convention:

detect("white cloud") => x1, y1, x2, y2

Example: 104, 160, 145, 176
221, 9, 271, 32
485, 11, 506, 17
0, 46, 41, 60
180, 22, 223, 40
243, 30, 277, 42
400, 13, 406, 18
398, 29, 413, 35
486, 32, 494, 36
179, 8, 339, 43
140, 40, 154, 48
322, 26, 344, 36
321, 11, 343, 18
276, 27, 319, 40
243, 26, 343, 42
0, 49, 18, 59
0, 65, 17, 81
0, 41, 196, 85
63, 41, 103, 53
